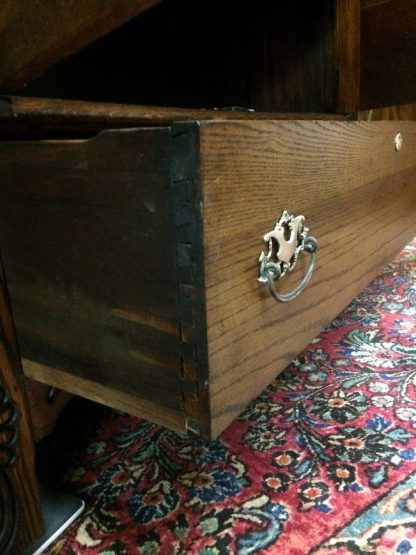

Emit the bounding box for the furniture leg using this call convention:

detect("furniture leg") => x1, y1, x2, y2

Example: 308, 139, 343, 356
0, 258, 44, 553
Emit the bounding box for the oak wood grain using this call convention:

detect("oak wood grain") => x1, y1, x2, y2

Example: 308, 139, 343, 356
0, 0, 160, 92
0, 260, 43, 553
199, 120, 416, 436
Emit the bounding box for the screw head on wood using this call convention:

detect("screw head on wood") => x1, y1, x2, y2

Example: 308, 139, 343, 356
395, 133, 403, 151
47, 387, 58, 404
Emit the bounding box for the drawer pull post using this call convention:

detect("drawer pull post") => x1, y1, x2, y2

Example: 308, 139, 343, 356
258, 211, 318, 302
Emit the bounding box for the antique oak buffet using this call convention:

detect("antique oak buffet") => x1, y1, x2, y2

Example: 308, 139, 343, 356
0, 1, 416, 552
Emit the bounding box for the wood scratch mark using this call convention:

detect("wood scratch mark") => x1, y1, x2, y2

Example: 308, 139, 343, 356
111, 308, 178, 336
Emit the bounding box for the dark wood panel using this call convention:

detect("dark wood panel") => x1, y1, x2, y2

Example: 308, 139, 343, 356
17, 0, 253, 109
248, 0, 360, 113
361, 0, 416, 109
0, 0, 160, 92
200, 120, 416, 436
248, 1, 339, 112
0, 128, 185, 412
16, 0, 358, 114
337, 0, 360, 113
0, 259, 43, 553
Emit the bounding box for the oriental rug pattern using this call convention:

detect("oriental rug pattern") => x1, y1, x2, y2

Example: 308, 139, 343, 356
41, 240, 416, 554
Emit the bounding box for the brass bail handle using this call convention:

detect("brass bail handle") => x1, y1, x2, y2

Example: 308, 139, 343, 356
258, 211, 318, 303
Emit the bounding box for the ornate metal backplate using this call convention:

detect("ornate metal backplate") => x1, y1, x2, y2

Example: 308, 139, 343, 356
258, 210, 318, 302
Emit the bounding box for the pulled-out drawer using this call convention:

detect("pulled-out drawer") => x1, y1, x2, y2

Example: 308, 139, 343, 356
0, 112, 415, 438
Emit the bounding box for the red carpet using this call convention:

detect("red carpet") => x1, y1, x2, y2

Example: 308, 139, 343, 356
40, 240, 416, 554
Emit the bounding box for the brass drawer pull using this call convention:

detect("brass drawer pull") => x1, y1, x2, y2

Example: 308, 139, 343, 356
258, 211, 318, 302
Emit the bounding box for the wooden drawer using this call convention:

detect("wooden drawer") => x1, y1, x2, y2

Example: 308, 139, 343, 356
0, 110, 415, 438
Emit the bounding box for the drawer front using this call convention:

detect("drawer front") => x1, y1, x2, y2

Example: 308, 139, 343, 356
200, 120, 416, 436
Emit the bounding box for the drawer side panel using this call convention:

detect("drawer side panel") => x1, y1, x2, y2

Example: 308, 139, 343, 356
0, 127, 188, 430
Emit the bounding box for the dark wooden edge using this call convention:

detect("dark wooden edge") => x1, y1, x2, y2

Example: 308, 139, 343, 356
171, 122, 210, 437
0, 96, 349, 136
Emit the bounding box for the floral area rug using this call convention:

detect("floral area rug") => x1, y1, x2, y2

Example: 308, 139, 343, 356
40, 240, 416, 555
